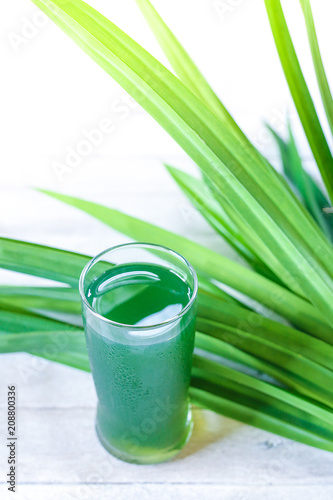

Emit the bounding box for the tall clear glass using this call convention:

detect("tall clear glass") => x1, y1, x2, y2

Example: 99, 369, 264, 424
79, 243, 198, 464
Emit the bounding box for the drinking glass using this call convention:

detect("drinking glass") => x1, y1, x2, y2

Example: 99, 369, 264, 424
79, 242, 198, 464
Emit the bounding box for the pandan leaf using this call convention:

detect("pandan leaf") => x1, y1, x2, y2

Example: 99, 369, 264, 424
264, 0, 333, 203
268, 123, 333, 241
300, 0, 333, 136
167, 164, 288, 286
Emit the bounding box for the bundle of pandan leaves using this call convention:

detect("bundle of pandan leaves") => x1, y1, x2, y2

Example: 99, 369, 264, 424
1, 0, 333, 451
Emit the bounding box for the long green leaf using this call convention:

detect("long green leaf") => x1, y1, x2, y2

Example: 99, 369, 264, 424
264, 0, 333, 203
300, 0, 333, 136
0, 329, 85, 353
136, 0, 242, 134
190, 385, 333, 452
37, 189, 333, 340
0, 286, 81, 314
200, 331, 333, 413
197, 276, 248, 309
0, 238, 90, 285
30, 0, 333, 323
192, 354, 333, 429
0, 306, 77, 334
268, 124, 333, 241
197, 319, 333, 408
167, 164, 288, 286
167, 166, 257, 262
198, 293, 333, 367
0, 329, 90, 372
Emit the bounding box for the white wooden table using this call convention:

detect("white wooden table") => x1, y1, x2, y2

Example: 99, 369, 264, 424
1, 160, 332, 500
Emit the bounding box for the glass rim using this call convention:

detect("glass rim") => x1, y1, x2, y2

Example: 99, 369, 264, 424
79, 242, 198, 331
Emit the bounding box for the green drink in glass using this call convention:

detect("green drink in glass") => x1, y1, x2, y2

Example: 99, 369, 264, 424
79, 243, 198, 464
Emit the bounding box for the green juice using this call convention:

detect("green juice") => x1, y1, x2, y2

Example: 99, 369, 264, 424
83, 263, 196, 464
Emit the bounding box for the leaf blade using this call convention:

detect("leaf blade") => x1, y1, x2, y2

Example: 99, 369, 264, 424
0, 237, 90, 286
268, 123, 333, 240
300, 0, 333, 136
264, 0, 333, 202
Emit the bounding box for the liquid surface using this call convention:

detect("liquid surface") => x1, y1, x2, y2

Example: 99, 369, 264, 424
87, 263, 192, 326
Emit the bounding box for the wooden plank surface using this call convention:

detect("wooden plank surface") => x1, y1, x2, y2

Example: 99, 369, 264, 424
8, 485, 333, 500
